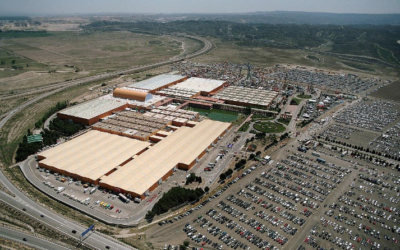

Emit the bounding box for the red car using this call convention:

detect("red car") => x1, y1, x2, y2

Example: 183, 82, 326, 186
116, 209, 119, 213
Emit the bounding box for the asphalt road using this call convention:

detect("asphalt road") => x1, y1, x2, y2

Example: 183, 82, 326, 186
0, 35, 213, 131
20, 156, 149, 225
0, 169, 134, 250
0, 226, 71, 250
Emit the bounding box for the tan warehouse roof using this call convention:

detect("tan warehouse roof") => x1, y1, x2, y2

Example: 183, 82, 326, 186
39, 130, 151, 181
100, 119, 231, 195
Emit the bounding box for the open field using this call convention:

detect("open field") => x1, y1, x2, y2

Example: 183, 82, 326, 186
4, 31, 182, 72
0, 31, 184, 94
370, 80, 400, 102
193, 39, 399, 79
0, 94, 35, 116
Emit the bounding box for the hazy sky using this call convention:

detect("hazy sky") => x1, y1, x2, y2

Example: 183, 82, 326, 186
1, 0, 400, 15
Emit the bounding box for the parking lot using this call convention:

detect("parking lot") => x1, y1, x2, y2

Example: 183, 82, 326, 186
146, 138, 375, 250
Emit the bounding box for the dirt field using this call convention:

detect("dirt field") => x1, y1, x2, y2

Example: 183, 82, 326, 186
4, 32, 182, 72
370, 80, 400, 102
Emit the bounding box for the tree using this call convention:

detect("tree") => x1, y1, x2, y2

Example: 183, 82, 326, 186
205, 186, 209, 193
0, 60, 4, 65
11, 60, 16, 64
184, 240, 190, 247
220, 173, 226, 180
256, 151, 261, 156
145, 210, 155, 220
249, 153, 256, 160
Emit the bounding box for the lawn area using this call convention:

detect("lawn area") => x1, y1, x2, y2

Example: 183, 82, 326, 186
254, 122, 286, 133
277, 118, 291, 125
187, 107, 238, 122
238, 122, 250, 132
290, 97, 301, 105
297, 94, 312, 99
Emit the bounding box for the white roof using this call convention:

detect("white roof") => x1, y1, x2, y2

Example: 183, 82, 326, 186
172, 77, 225, 93
58, 99, 126, 120
128, 74, 186, 91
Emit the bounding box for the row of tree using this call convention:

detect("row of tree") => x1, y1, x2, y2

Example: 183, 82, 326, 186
34, 101, 68, 129
322, 136, 400, 161
220, 168, 234, 180
186, 173, 202, 185
15, 117, 86, 162
146, 187, 205, 220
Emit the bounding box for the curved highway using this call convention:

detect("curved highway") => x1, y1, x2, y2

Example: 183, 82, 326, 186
0, 168, 133, 250
0, 35, 212, 131
0, 227, 71, 250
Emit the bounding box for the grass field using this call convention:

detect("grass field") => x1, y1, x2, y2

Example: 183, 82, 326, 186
370, 80, 400, 102
187, 107, 238, 122
297, 94, 312, 99
254, 122, 286, 133
375, 44, 399, 65
238, 122, 250, 132
193, 39, 399, 78
0, 31, 183, 93
291, 97, 301, 105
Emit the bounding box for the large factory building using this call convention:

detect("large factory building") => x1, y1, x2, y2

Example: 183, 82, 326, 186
37, 119, 231, 199
99, 119, 231, 199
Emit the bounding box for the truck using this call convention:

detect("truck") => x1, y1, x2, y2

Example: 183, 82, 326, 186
312, 152, 320, 157
89, 187, 97, 194
341, 151, 347, 157
56, 187, 65, 193
119, 193, 130, 203
298, 147, 307, 152
316, 158, 326, 164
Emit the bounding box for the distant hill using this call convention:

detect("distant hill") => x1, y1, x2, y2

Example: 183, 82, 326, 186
178, 11, 400, 25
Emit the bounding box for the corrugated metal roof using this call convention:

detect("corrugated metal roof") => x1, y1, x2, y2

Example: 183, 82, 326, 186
58, 99, 125, 120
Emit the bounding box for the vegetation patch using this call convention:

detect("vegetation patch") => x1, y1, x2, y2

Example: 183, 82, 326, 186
238, 122, 250, 132
277, 118, 291, 125
306, 55, 321, 62
290, 97, 301, 105
254, 122, 285, 133
146, 187, 204, 219
341, 61, 375, 72
297, 94, 312, 99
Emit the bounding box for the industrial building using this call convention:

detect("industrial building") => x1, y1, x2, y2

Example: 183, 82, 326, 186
37, 130, 151, 184
91, 111, 171, 141
37, 119, 231, 200
143, 106, 199, 126
57, 99, 128, 126
157, 77, 227, 98
212, 86, 278, 108
128, 74, 187, 94
101, 87, 166, 109
99, 119, 231, 199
